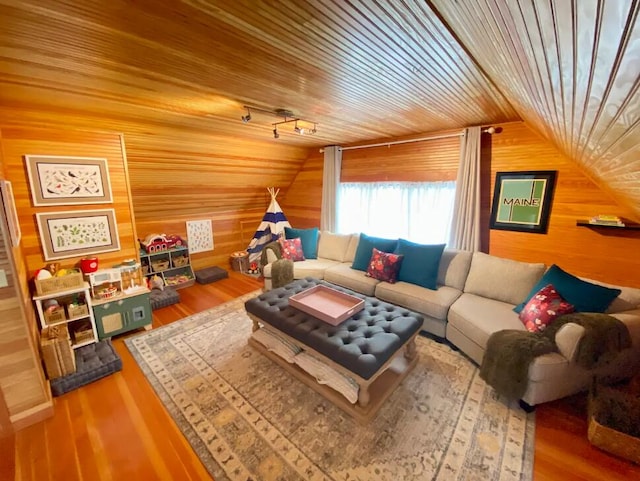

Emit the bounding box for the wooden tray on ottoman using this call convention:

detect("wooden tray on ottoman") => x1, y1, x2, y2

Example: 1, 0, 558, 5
289, 284, 364, 326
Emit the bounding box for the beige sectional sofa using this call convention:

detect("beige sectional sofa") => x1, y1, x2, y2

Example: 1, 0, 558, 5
262, 231, 640, 406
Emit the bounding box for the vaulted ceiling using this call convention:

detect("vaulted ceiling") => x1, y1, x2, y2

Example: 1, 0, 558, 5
0, 0, 638, 219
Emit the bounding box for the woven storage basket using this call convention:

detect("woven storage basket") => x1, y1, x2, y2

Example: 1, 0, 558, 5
67, 303, 88, 319
588, 417, 640, 463
151, 259, 170, 272
71, 323, 94, 344
588, 377, 640, 463
172, 255, 189, 267
43, 306, 66, 324
40, 325, 76, 379
35, 272, 84, 296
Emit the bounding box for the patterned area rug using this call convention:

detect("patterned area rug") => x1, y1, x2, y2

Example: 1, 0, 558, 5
126, 292, 535, 481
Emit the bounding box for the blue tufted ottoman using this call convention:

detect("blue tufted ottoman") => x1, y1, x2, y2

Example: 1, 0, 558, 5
245, 277, 423, 421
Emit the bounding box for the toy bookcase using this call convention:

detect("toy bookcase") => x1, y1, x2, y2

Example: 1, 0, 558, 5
140, 246, 195, 289
32, 283, 98, 349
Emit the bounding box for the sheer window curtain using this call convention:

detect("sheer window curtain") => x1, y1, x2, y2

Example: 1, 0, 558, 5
449, 127, 481, 251
337, 181, 456, 244
321, 146, 342, 232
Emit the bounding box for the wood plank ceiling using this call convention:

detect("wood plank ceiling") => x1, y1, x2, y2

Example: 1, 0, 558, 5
431, 0, 640, 220
0, 0, 638, 219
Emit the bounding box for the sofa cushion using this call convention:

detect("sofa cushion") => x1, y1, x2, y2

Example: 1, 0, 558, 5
395, 239, 445, 290
317, 231, 352, 262
518, 284, 575, 333
375, 281, 463, 322
344, 234, 360, 263
285, 226, 319, 259
447, 293, 524, 350
464, 252, 546, 305
514, 264, 622, 314
602, 283, 640, 314
263, 258, 340, 280
365, 248, 404, 283
351, 233, 398, 271
279, 237, 305, 261
437, 249, 473, 291
324, 263, 380, 296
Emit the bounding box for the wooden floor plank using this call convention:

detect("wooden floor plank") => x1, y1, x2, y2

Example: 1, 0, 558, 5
9, 271, 640, 480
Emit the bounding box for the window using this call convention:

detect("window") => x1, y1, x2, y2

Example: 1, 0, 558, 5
336, 181, 456, 244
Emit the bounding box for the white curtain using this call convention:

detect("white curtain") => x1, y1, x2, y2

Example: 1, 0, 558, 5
449, 127, 481, 251
321, 146, 342, 232
337, 181, 456, 244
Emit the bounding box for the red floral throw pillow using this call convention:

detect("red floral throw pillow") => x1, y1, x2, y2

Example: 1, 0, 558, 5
518, 284, 575, 333
365, 248, 404, 283
279, 237, 305, 262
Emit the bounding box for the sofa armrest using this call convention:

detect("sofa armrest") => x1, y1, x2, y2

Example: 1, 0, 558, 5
555, 323, 586, 362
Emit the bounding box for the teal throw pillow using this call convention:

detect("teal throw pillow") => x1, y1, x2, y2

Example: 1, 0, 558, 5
284, 227, 319, 259
351, 233, 398, 271
396, 239, 446, 290
514, 264, 621, 313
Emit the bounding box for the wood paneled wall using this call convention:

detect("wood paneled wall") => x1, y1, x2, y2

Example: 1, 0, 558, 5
283, 123, 640, 288
341, 132, 461, 183
487, 122, 640, 288
124, 131, 309, 270
0, 126, 140, 430
0, 128, 139, 276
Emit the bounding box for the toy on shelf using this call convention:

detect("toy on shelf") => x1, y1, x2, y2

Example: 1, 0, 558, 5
139, 233, 185, 253
149, 275, 164, 291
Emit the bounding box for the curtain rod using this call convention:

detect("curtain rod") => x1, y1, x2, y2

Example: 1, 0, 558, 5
337, 131, 464, 152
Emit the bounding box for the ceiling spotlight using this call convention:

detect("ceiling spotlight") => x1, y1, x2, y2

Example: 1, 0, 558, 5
241, 105, 318, 138
241, 108, 252, 123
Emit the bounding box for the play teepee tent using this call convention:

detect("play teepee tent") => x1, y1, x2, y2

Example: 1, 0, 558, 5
246, 188, 290, 263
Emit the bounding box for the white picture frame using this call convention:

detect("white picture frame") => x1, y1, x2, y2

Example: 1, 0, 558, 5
0, 180, 21, 247
186, 219, 214, 253
24, 155, 113, 206
36, 209, 120, 260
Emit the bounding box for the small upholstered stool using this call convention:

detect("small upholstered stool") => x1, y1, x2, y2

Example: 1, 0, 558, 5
195, 266, 229, 284
149, 287, 180, 310
50, 340, 122, 396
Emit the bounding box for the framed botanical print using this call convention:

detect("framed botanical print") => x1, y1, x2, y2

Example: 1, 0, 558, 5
36, 209, 120, 260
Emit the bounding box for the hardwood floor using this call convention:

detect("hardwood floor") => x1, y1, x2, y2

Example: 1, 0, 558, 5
8, 271, 640, 480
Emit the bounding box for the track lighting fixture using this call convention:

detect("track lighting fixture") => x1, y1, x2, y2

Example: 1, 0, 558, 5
241, 105, 317, 139
241, 107, 252, 123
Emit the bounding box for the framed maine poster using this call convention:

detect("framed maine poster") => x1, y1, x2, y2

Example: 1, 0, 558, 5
490, 171, 557, 234
24, 155, 113, 206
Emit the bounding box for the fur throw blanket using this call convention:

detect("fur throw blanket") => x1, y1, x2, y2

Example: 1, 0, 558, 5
480, 313, 631, 400
260, 240, 282, 267
271, 259, 294, 288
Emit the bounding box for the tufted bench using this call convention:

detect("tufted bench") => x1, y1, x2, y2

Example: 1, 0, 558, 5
245, 277, 423, 421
